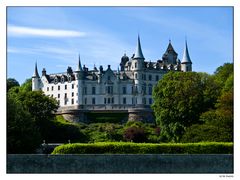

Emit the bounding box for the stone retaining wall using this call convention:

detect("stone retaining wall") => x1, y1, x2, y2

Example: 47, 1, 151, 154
7, 154, 233, 173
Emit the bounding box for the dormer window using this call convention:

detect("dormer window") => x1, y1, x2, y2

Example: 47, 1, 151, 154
61, 76, 65, 83
68, 76, 71, 83
54, 77, 58, 84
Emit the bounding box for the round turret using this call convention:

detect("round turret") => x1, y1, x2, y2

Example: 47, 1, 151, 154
120, 53, 129, 71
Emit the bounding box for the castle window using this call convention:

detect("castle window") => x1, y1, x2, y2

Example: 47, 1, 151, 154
149, 75, 152, 81
142, 98, 146, 105
142, 85, 146, 94
68, 76, 71, 83
58, 94, 60, 98
142, 74, 146, 80
72, 84, 74, 89
135, 62, 137, 68
64, 99, 67, 105
92, 98, 95, 105
54, 77, 58, 84
58, 85, 60, 90
51, 86, 54, 91
132, 98, 134, 104
106, 86, 113, 94
64, 93, 67, 98
148, 85, 152, 95
149, 98, 152, 105
84, 98, 87, 105
122, 87, 126, 94
84, 87, 87, 95
108, 98, 111, 104
47, 87, 49, 91
92, 87, 96, 95
135, 86, 138, 93
123, 97, 126, 104
57, 100, 60, 105
72, 92, 74, 97
65, 85, 67, 90
61, 77, 65, 83
112, 97, 114, 104
156, 75, 159, 81
71, 99, 74, 105
104, 98, 106, 104
135, 73, 138, 79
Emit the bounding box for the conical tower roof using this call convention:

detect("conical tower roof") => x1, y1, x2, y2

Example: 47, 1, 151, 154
76, 54, 83, 71
133, 35, 145, 60
182, 40, 192, 64
33, 62, 40, 78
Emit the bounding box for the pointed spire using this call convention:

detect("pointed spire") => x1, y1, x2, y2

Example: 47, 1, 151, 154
182, 40, 192, 64
133, 34, 145, 60
76, 54, 83, 71
33, 61, 40, 78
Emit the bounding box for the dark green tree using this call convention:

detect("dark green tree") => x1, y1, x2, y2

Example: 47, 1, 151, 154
198, 72, 221, 110
7, 83, 59, 152
7, 95, 41, 153
7, 78, 20, 92
15, 90, 59, 138
181, 69, 233, 143
152, 71, 205, 142
213, 63, 233, 88
20, 78, 32, 92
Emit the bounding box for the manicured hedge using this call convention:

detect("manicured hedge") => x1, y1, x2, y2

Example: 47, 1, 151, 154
52, 142, 233, 154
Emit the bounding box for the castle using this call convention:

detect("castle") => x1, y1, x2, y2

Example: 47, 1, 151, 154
32, 35, 192, 123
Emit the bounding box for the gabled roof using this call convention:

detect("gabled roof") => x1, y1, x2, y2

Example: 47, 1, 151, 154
133, 35, 145, 60
164, 40, 178, 56
182, 40, 192, 64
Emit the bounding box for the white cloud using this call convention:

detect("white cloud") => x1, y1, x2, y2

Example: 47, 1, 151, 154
8, 25, 86, 38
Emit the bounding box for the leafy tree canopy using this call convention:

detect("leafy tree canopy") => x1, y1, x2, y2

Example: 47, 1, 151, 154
20, 78, 32, 92
7, 78, 20, 92
7, 95, 41, 153
213, 63, 233, 88
152, 71, 205, 142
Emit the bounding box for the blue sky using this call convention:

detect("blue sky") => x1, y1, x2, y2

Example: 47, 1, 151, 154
7, 7, 233, 84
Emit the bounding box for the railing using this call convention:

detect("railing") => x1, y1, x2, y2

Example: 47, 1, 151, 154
59, 104, 152, 112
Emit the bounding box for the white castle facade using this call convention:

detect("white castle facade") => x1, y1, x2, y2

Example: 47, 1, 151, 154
32, 36, 192, 123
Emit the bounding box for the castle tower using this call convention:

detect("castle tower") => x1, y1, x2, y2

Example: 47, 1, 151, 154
131, 35, 145, 71
32, 62, 41, 91
75, 54, 84, 105
131, 35, 146, 106
181, 40, 192, 72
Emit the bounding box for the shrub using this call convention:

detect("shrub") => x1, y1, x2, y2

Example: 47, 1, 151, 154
181, 124, 232, 143
44, 116, 88, 143
52, 142, 233, 154
123, 126, 147, 142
